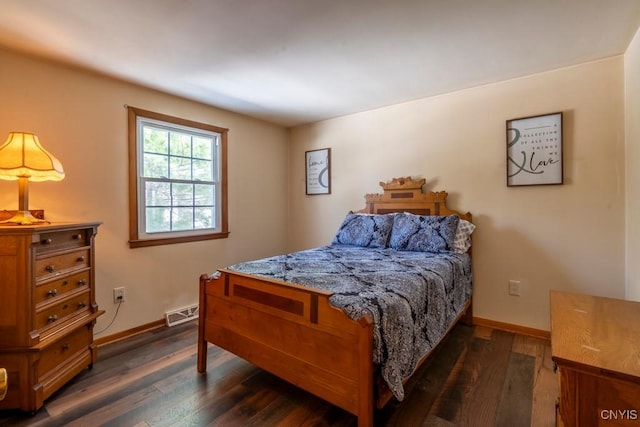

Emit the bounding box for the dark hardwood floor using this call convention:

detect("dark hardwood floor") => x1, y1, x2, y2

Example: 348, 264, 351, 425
0, 321, 557, 426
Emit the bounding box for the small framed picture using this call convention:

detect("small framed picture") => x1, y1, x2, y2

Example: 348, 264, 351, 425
305, 148, 331, 195
506, 112, 563, 186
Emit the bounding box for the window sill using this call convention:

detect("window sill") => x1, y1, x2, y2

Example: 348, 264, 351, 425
129, 231, 230, 248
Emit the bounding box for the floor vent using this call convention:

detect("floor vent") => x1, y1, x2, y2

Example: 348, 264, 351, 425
165, 304, 199, 327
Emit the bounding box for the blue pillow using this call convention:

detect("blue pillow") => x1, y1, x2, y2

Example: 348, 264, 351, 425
389, 213, 460, 252
332, 213, 394, 248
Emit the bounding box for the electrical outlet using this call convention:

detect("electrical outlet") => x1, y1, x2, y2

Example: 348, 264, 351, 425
508, 280, 521, 296
113, 287, 125, 304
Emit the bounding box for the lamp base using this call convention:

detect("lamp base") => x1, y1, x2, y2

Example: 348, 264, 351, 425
0, 210, 49, 225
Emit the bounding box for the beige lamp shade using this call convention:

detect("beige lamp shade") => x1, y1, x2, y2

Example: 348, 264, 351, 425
0, 132, 65, 181
0, 132, 65, 225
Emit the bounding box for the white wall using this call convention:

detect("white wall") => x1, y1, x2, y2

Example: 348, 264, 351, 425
289, 57, 626, 331
0, 47, 290, 335
626, 28, 640, 301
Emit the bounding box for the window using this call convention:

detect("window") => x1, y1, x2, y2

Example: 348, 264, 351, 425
128, 107, 228, 248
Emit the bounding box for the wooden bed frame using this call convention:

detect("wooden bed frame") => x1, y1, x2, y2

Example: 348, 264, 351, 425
197, 177, 473, 427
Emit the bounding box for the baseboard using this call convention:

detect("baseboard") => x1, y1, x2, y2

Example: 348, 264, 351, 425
473, 317, 550, 340
95, 319, 166, 347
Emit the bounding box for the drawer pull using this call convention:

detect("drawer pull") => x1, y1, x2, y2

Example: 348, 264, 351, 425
42, 238, 53, 245
76, 255, 85, 262
45, 265, 55, 273
73, 233, 83, 240
47, 289, 58, 297
62, 344, 70, 351
47, 315, 58, 323
78, 301, 87, 308
77, 279, 87, 286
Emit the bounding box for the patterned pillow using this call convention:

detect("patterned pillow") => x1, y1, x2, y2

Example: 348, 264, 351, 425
389, 213, 460, 252
332, 213, 394, 248
453, 219, 475, 253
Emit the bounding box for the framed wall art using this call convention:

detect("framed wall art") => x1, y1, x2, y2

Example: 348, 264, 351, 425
506, 112, 563, 186
305, 148, 331, 195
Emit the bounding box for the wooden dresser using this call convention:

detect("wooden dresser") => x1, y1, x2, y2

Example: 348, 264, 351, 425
0, 222, 104, 412
551, 291, 640, 426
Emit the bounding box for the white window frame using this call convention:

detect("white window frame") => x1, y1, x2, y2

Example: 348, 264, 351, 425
127, 107, 228, 248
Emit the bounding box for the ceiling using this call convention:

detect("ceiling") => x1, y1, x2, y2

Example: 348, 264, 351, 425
1, 1, 639, 127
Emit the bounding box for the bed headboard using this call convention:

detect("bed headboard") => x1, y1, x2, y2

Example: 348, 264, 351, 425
358, 177, 472, 222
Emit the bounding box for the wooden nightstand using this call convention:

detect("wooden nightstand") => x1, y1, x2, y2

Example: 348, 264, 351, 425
0, 222, 104, 412
550, 291, 640, 426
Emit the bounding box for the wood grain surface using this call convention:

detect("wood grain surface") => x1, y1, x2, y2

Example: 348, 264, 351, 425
0, 321, 556, 426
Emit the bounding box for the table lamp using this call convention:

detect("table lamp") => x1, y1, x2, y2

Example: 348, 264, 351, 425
0, 132, 65, 225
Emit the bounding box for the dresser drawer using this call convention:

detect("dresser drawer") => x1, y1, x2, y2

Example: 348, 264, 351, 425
38, 325, 92, 378
35, 249, 90, 280
35, 228, 90, 254
0, 221, 101, 412
35, 291, 91, 331
34, 270, 90, 304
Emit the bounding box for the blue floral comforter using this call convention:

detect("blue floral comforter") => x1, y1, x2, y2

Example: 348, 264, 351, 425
227, 244, 472, 401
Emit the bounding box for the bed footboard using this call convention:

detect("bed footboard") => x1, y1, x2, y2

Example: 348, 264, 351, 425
197, 270, 374, 427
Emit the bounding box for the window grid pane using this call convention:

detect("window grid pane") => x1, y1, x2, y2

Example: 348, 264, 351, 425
142, 124, 217, 183
139, 120, 218, 235
143, 178, 216, 233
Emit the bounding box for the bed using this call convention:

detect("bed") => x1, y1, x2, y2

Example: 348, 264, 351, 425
197, 177, 474, 427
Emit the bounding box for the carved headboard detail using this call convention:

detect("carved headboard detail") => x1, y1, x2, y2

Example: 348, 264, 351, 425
358, 177, 472, 222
